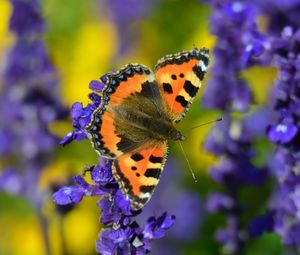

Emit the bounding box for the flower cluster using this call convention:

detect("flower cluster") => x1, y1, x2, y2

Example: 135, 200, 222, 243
266, 26, 300, 250
136, 159, 203, 254
0, 1, 67, 253
251, 0, 300, 36
53, 156, 175, 255
0, 0, 67, 199
55, 76, 175, 254
202, 1, 269, 254
202, 0, 266, 111
59, 79, 105, 146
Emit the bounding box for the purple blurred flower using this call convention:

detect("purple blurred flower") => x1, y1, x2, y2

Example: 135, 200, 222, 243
203, 1, 269, 254
267, 109, 298, 144
215, 216, 246, 254
249, 213, 274, 237
266, 26, 300, 250
136, 158, 203, 254
103, 0, 153, 55
207, 193, 235, 212
0, 1, 68, 254
0, 0, 67, 196
9, 0, 44, 36
251, 0, 300, 36
0, 169, 23, 194
204, 117, 268, 253
202, 0, 267, 111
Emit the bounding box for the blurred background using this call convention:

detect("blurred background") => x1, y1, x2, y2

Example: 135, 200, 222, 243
0, 0, 289, 254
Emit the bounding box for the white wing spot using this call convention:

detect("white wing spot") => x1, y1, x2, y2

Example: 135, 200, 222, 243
139, 192, 151, 199
199, 60, 208, 72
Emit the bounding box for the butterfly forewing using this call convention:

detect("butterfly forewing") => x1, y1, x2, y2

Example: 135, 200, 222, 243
86, 64, 161, 158
155, 48, 209, 122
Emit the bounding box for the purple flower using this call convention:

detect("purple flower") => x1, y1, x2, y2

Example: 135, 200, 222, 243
96, 212, 174, 255
207, 193, 235, 212
215, 217, 245, 255
266, 26, 300, 250
267, 115, 298, 144
60, 85, 103, 146
0, 169, 23, 194
250, 0, 300, 36
52, 186, 85, 205
136, 158, 203, 252
103, 0, 153, 55
202, 0, 267, 111
143, 213, 176, 239
10, 0, 44, 36
53, 157, 175, 254
0, 1, 68, 254
0, 0, 67, 195
203, 1, 269, 253
89, 80, 106, 93
249, 213, 274, 237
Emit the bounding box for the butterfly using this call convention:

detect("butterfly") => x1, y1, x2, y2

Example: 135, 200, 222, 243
86, 47, 210, 210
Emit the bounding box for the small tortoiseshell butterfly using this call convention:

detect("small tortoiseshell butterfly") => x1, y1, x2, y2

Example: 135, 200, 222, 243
86, 47, 210, 210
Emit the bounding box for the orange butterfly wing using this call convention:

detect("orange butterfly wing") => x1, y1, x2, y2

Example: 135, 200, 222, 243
155, 48, 210, 122
112, 142, 168, 210
86, 64, 160, 158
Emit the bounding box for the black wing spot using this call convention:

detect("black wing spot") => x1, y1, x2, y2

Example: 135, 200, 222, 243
171, 74, 177, 80
131, 153, 144, 161
149, 155, 163, 163
179, 73, 184, 78
184, 80, 199, 97
131, 166, 137, 171
175, 95, 188, 107
163, 83, 173, 94
144, 168, 161, 179
140, 185, 155, 193
192, 65, 205, 80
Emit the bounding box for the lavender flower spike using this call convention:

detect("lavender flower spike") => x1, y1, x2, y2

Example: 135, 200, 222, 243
203, 1, 269, 254
266, 26, 300, 251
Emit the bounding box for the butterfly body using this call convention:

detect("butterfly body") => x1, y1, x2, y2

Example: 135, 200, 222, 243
86, 48, 209, 210
110, 85, 185, 142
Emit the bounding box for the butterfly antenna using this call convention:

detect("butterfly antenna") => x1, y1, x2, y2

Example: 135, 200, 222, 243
190, 117, 223, 130
178, 140, 198, 183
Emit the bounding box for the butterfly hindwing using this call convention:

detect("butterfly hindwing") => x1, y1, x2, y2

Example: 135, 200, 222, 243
86, 64, 161, 158
155, 48, 210, 123
112, 142, 168, 210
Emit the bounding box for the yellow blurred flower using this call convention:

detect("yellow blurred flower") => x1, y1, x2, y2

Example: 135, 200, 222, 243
52, 20, 117, 106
